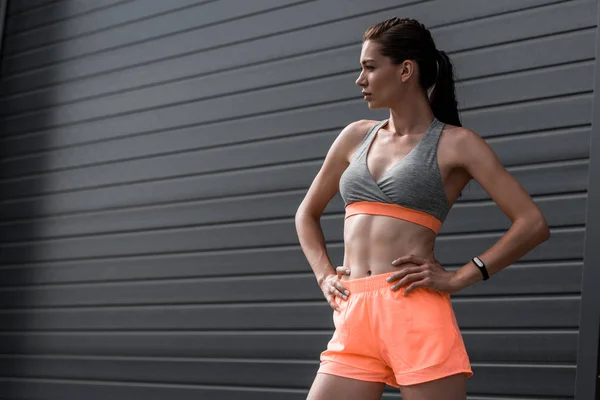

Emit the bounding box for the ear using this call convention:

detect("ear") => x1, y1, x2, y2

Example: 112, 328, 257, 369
398, 60, 415, 83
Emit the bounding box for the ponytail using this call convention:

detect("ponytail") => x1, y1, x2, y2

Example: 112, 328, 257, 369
430, 50, 461, 127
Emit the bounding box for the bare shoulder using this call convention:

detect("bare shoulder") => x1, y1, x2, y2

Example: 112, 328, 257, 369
344, 118, 379, 135
440, 124, 480, 146
439, 124, 493, 167
295, 119, 377, 218
334, 119, 378, 161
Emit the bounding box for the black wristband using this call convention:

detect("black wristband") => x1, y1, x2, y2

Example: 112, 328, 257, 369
472, 256, 489, 280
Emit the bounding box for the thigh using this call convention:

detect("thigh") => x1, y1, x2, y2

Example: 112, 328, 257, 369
307, 373, 386, 400
399, 373, 466, 400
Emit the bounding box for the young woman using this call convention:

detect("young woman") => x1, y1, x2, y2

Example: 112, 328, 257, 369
294, 17, 551, 400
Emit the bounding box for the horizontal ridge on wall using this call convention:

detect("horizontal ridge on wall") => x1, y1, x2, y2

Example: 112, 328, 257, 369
0, 15, 594, 121
0, 0, 587, 97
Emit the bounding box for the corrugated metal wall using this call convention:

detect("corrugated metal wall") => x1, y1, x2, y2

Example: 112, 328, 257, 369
0, 0, 595, 399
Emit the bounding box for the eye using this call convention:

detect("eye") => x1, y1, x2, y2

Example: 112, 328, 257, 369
365, 65, 375, 71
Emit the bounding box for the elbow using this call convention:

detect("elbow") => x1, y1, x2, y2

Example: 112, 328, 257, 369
539, 225, 551, 243
294, 211, 305, 231
295, 208, 319, 239
294, 211, 305, 237
295, 201, 321, 222
295, 206, 316, 228
534, 216, 551, 244
295, 205, 307, 223
542, 224, 551, 242
517, 212, 550, 245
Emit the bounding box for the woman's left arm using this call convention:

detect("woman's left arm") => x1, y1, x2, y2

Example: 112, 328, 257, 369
449, 128, 551, 291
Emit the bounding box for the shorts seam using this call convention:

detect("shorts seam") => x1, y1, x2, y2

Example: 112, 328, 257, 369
395, 369, 473, 386
317, 371, 394, 386
393, 330, 460, 376
320, 358, 386, 375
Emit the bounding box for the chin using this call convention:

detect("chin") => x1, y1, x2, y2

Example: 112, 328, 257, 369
367, 101, 383, 110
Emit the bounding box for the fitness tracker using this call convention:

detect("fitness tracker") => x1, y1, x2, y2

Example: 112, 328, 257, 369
472, 256, 489, 280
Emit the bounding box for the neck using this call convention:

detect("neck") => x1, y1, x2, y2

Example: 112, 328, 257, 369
386, 90, 434, 136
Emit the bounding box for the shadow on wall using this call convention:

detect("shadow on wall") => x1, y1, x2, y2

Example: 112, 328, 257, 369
0, 0, 61, 394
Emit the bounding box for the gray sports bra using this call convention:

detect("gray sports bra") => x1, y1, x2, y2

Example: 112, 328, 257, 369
338, 118, 450, 233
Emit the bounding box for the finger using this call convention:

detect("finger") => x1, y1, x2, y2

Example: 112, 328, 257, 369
328, 297, 341, 312
391, 254, 428, 267
329, 283, 348, 300
391, 271, 429, 291
403, 279, 430, 296
336, 266, 351, 279
334, 281, 350, 299
386, 267, 423, 283
328, 284, 347, 300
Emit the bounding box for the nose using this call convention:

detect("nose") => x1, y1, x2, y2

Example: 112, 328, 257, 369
355, 71, 367, 87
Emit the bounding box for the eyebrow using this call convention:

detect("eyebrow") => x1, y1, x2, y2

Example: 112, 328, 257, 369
360, 59, 376, 65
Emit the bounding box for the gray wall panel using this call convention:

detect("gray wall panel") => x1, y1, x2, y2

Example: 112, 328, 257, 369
0, 157, 587, 220
0, 0, 570, 98
0, 191, 586, 242
0, 379, 578, 400
3, 0, 311, 71
0, 0, 5, 66
0, 110, 592, 200
1, 6, 595, 133
0, 257, 582, 290
0, 263, 583, 307
0, 94, 591, 168
0, 0, 593, 398
0, 0, 418, 93
432, 0, 596, 52
432, 229, 584, 264
0, 356, 578, 397
2, 0, 214, 55
575, 0, 600, 396
0, 383, 556, 400
0, 246, 318, 283
453, 28, 596, 81
468, 365, 576, 397
0, 379, 311, 400
0, 331, 578, 363
459, 62, 594, 109
0, 222, 584, 263
463, 94, 593, 136
0, 117, 590, 187
0, 59, 593, 151
0, 297, 580, 330
0, 0, 591, 147
461, 161, 589, 200
2, 9, 593, 121
488, 127, 590, 165
6, 0, 58, 17
4, 1, 127, 35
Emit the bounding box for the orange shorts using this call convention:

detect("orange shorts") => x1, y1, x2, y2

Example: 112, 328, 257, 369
318, 271, 473, 387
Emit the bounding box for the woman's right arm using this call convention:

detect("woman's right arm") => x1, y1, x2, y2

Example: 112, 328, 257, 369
294, 120, 372, 310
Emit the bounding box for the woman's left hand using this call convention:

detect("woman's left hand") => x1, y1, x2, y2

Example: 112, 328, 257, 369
387, 254, 458, 296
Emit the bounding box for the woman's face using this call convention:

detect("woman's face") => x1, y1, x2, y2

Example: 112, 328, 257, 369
355, 40, 412, 109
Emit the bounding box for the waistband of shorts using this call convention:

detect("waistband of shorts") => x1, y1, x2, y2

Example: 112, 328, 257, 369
342, 271, 398, 293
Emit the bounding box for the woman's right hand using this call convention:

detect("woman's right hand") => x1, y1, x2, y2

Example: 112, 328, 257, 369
320, 266, 351, 311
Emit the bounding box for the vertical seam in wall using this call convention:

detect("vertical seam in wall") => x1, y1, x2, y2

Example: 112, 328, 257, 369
0, 0, 7, 64
0, 0, 8, 76
574, 2, 600, 400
